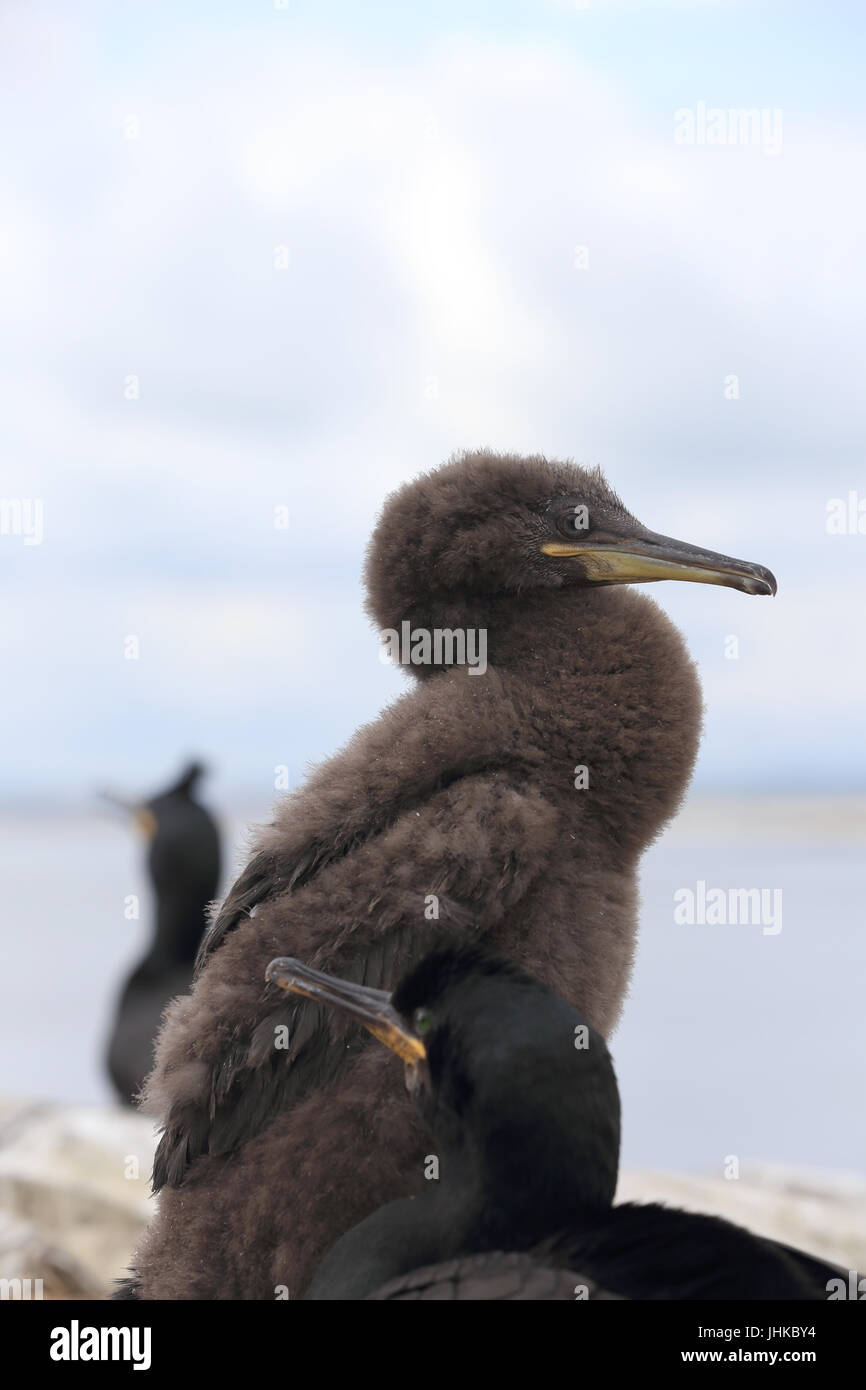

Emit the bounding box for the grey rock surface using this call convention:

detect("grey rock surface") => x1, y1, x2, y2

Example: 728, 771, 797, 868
0, 1096, 862, 1298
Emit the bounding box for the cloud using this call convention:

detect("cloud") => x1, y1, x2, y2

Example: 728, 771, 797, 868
1, 14, 864, 797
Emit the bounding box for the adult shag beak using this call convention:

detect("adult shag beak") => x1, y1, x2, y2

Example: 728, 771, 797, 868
98, 791, 158, 838
265, 957, 426, 1065
542, 525, 777, 596
132, 808, 158, 837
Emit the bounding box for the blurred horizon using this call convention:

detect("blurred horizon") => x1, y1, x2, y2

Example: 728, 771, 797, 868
4, 798, 864, 1174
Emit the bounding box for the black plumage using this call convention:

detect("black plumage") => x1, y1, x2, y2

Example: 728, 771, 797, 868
367, 1252, 621, 1300
124, 450, 776, 1298
105, 761, 220, 1105
268, 945, 835, 1301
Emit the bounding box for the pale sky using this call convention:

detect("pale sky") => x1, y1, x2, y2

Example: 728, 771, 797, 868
2, 0, 864, 803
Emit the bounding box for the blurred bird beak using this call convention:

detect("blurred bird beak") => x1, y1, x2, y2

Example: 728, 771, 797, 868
542, 526, 777, 596
98, 791, 158, 838
133, 808, 158, 837
265, 957, 426, 1065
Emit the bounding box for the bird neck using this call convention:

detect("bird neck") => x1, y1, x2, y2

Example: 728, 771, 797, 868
397, 582, 700, 860
307, 1080, 619, 1299
448, 1118, 617, 1255
422, 1035, 620, 1254
395, 584, 651, 680
145, 893, 211, 970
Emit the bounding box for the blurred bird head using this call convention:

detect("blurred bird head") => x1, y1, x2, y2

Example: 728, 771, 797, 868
364, 449, 776, 632
99, 760, 210, 839
266, 942, 622, 1216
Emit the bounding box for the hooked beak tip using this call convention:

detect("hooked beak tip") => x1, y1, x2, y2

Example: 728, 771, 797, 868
265, 957, 295, 989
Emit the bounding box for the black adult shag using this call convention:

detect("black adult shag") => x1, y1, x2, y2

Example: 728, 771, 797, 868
104, 761, 220, 1106
124, 451, 776, 1298
267, 946, 833, 1302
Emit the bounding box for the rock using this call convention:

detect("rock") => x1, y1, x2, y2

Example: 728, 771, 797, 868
0, 1210, 98, 1300
0, 1097, 157, 1299
0, 1096, 862, 1299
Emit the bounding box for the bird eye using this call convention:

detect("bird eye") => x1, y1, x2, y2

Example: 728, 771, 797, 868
412, 1007, 433, 1035
558, 505, 589, 537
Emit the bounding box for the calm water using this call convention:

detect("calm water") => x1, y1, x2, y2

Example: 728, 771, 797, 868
1, 809, 863, 1174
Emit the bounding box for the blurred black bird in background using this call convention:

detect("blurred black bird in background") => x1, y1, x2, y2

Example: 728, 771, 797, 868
269, 945, 835, 1301
103, 761, 221, 1105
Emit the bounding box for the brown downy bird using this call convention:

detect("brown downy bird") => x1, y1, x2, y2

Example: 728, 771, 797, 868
121, 450, 775, 1299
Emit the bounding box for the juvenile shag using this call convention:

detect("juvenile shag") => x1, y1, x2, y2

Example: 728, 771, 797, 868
269, 946, 830, 1301
127, 451, 775, 1298
104, 761, 220, 1105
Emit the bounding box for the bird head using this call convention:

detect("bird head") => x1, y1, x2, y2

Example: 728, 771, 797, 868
266, 942, 621, 1220
364, 449, 776, 633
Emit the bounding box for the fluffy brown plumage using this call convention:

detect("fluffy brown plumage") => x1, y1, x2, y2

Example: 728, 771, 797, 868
124, 449, 774, 1299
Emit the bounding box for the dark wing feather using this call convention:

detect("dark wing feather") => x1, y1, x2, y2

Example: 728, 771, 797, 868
366, 1252, 624, 1301
195, 756, 514, 973
194, 667, 543, 974
770, 1241, 851, 1295
559, 1203, 823, 1300
194, 841, 347, 973
153, 768, 556, 1191
153, 896, 476, 1191
111, 1274, 142, 1300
